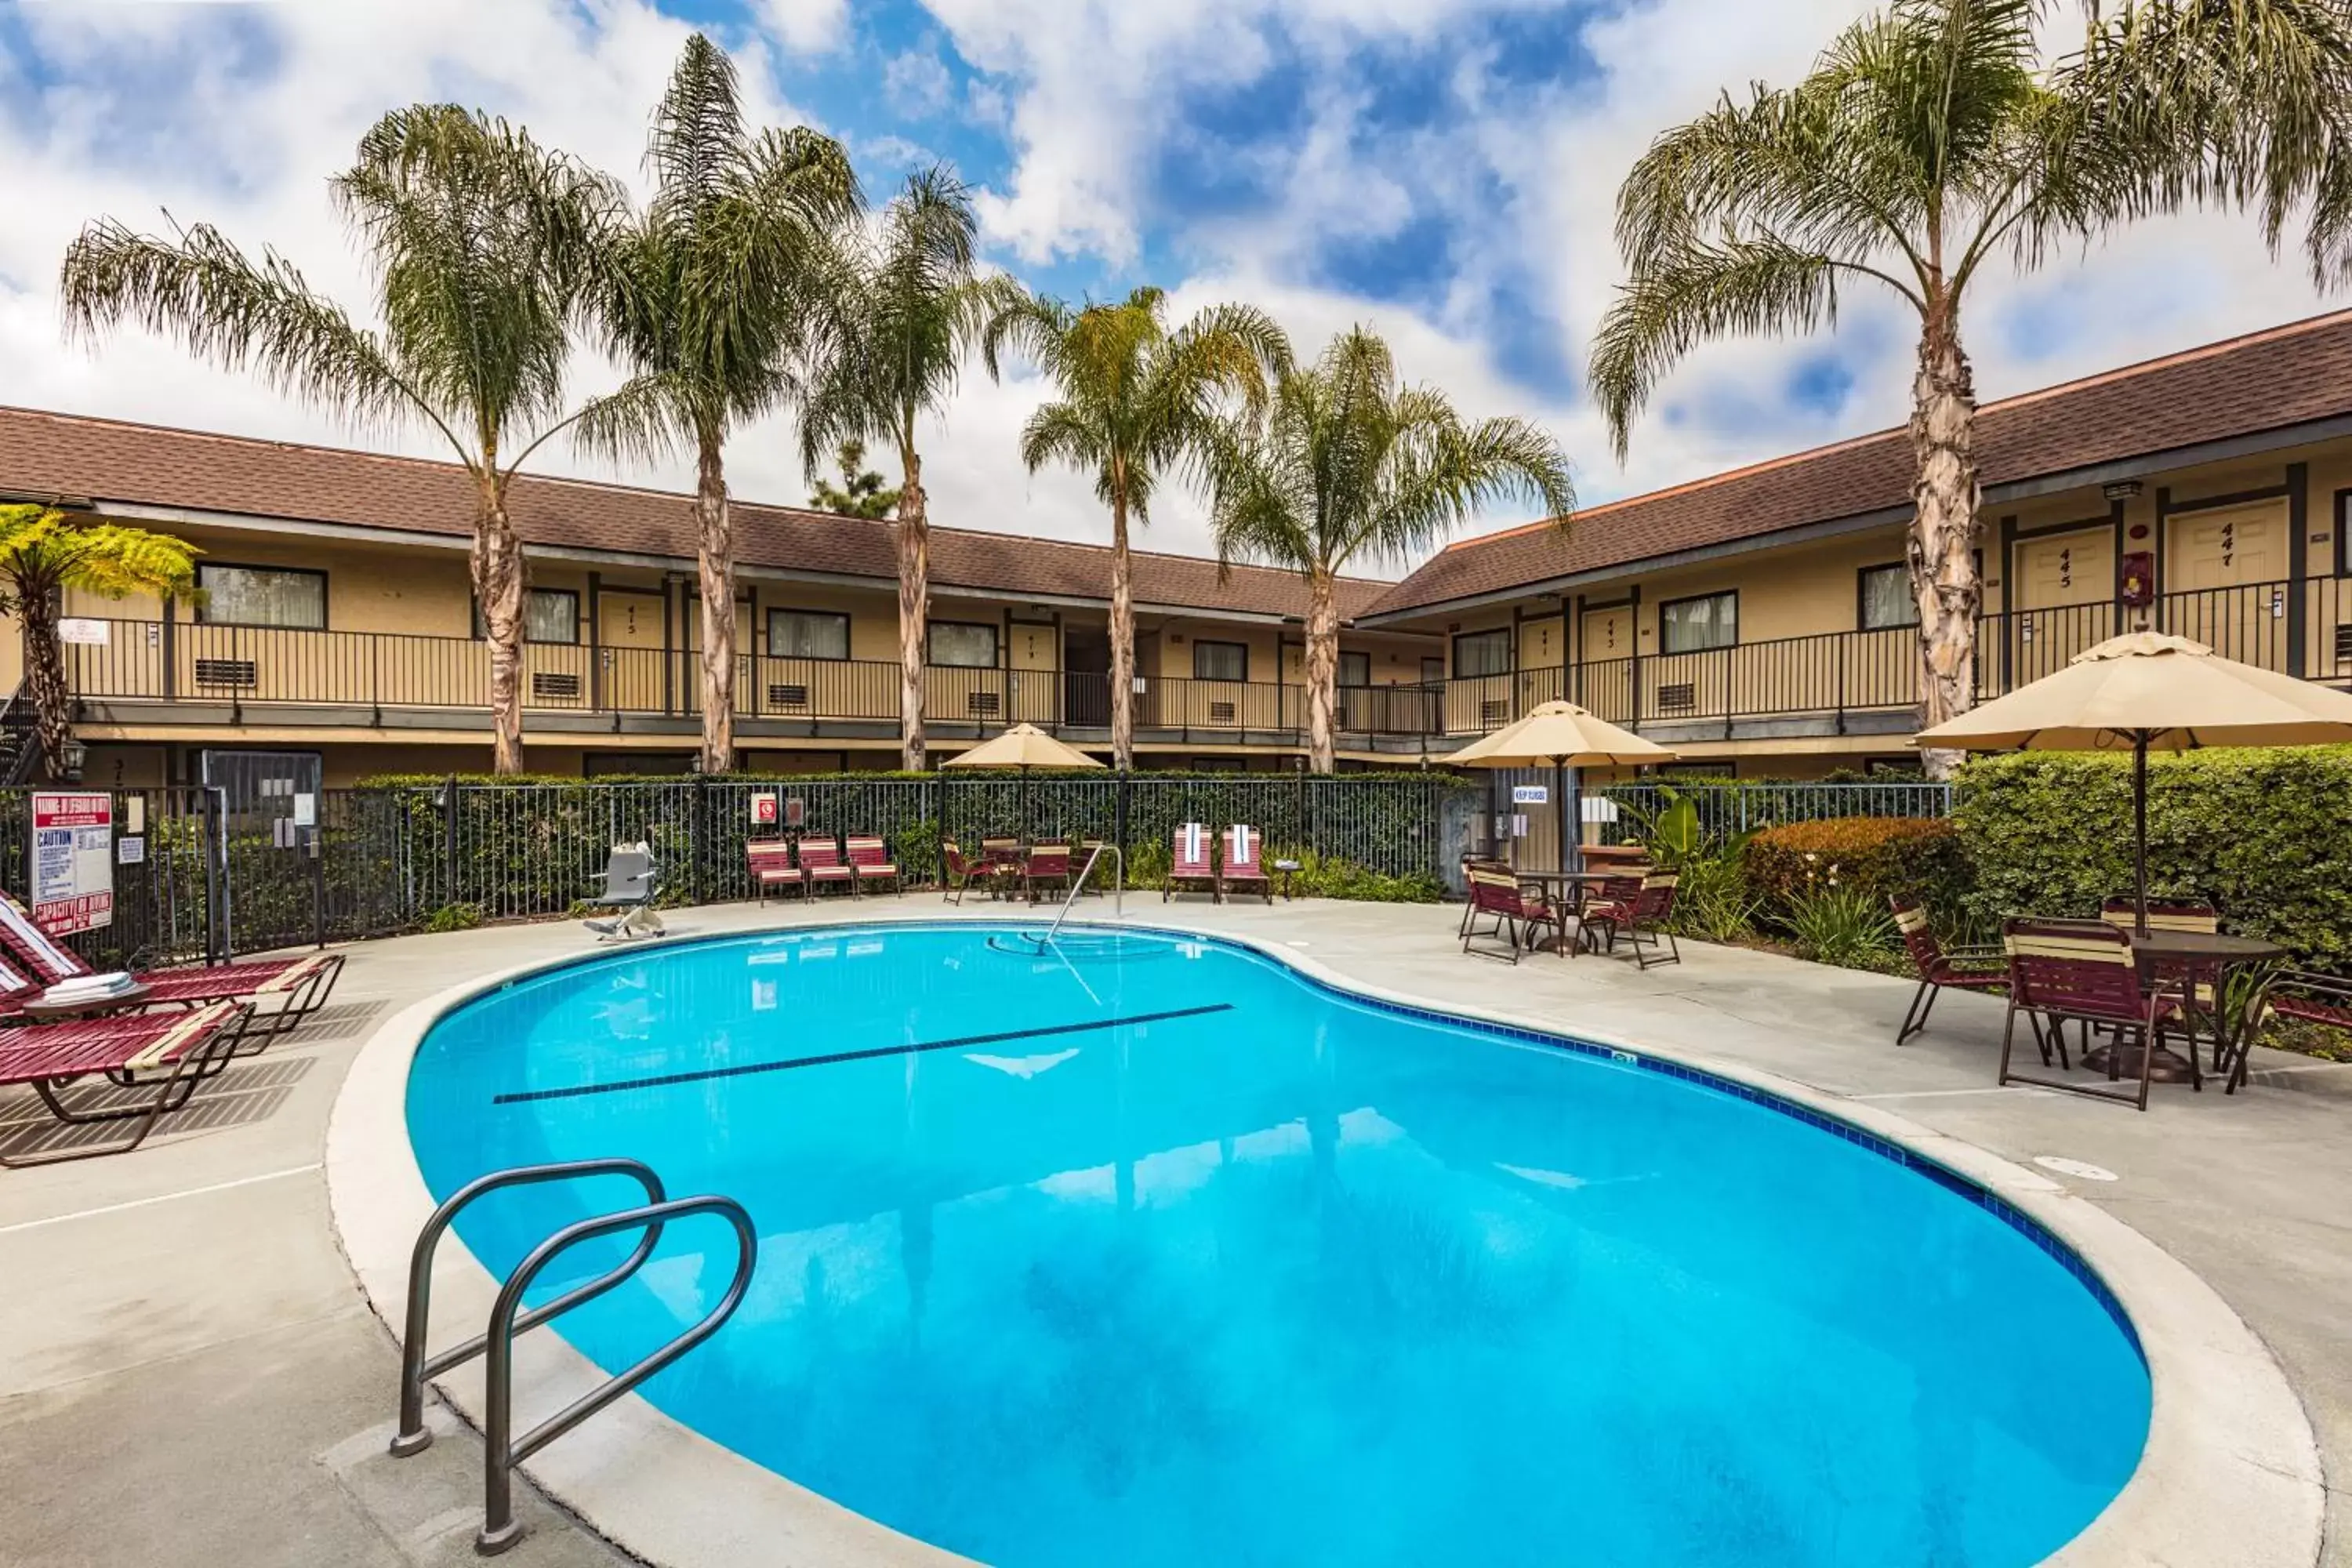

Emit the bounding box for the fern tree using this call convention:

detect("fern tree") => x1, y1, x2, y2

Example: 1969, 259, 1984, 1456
983, 286, 1290, 767
798, 167, 1013, 768
61, 106, 648, 773
0, 505, 198, 781
580, 34, 862, 773
1589, 0, 2352, 776
1204, 328, 1573, 771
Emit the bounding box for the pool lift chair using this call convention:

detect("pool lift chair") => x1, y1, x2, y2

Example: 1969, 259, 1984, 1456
583, 843, 666, 942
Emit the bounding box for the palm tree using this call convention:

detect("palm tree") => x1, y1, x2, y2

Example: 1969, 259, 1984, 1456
1588, 0, 2352, 776
580, 34, 862, 775
0, 505, 199, 782
60, 106, 642, 774
983, 287, 1290, 768
1203, 328, 1575, 772
798, 167, 1013, 769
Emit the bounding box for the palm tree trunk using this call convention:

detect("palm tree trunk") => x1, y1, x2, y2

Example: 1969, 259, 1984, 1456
474, 478, 528, 776
1109, 487, 1135, 770
1305, 567, 1339, 774
695, 431, 736, 775
895, 438, 930, 771
1909, 302, 1982, 782
19, 579, 72, 782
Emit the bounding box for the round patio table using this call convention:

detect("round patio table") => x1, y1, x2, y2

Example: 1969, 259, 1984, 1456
2083, 930, 2283, 1092
1509, 869, 1621, 956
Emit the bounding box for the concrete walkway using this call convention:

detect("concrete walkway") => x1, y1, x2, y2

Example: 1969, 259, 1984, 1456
3, 896, 2347, 1566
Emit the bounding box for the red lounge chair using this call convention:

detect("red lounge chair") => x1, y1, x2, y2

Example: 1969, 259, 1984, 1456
1220, 826, 1271, 905
1891, 895, 2007, 1044
1581, 873, 1681, 968
795, 836, 856, 898
1461, 866, 1557, 964
1023, 842, 1072, 903
0, 1000, 252, 1167
0, 890, 340, 1042
1165, 823, 1217, 902
746, 840, 801, 904
846, 835, 901, 895
1999, 918, 2165, 1111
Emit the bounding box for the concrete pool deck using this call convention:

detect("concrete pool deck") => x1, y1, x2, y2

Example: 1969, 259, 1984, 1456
4, 895, 2349, 1566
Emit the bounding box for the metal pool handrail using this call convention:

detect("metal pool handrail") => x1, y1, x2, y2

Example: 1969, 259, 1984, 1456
477, 1195, 757, 1554
391, 1156, 667, 1459
1044, 843, 1123, 943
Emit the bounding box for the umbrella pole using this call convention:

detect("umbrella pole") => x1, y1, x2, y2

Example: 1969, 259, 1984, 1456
1556, 759, 1576, 873
2133, 733, 2150, 935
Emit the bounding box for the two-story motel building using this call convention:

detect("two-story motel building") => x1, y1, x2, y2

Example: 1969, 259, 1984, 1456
4, 310, 2350, 798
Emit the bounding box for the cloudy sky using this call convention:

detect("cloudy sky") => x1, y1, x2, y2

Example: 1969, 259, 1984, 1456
0, 0, 2340, 579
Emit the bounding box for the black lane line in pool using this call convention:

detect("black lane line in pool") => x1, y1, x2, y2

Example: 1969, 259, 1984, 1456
491, 1003, 1236, 1105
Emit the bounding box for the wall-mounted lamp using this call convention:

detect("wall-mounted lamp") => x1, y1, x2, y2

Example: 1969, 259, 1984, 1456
2102, 481, 2143, 502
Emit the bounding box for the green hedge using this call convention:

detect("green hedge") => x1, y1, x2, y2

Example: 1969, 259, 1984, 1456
1955, 746, 2352, 971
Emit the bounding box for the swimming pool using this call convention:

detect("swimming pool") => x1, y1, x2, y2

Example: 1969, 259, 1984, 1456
404, 923, 2151, 1567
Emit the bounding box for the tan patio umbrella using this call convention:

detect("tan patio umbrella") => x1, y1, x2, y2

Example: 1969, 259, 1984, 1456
941, 723, 1105, 826
1444, 701, 1676, 869
1917, 630, 2352, 930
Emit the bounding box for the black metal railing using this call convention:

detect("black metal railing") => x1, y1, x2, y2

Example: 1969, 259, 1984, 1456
53, 577, 2352, 746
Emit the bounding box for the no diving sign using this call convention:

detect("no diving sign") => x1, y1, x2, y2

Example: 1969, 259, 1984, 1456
31, 791, 113, 934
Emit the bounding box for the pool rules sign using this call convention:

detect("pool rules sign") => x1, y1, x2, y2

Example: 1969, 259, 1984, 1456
31, 791, 114, 934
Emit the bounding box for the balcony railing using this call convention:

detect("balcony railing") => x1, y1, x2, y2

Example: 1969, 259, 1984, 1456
55, 576, 2352, 746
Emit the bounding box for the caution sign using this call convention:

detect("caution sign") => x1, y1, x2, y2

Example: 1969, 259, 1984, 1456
31, 791, 114, 934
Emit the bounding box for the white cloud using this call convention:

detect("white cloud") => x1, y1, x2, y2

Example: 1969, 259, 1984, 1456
1, 0, 2343, 593
883, 49, 953, 119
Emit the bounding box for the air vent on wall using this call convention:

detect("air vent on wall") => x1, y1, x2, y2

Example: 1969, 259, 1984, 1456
1657, 682, 1697, 713
193, 659, 259, 689
530, 672, 581, 700
1209, 701, 1236, 725
768, 684, 809, 710
967, 691, 1000, 717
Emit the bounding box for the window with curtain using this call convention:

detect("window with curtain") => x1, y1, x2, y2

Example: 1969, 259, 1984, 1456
1421, 655, 1445, 684
1452, 627, 1511, 677
1858, 564, 1918, 630
768, 608, 850, 659
471, 588, 580, 644
927, 621, 998, 668
1660, 591, 1737, 653
1338, 651, 1371, 687
1192, 640, 1248, 681
197, 564, 326, 630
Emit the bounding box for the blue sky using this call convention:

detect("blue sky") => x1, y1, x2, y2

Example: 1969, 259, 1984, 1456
0, 0, 2336, 572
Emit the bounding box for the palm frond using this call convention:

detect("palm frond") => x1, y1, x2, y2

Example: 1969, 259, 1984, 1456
1588, 234, 1840, 460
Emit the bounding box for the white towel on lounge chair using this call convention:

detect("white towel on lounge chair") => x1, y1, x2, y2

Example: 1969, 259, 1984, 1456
1180, 822, 1205, 864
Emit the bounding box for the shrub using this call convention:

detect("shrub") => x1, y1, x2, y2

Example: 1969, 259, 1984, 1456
1782, 884, 1902, 971
422, 902, 483, 933
1955, 746, 2352, 972
1745, 816, 1969, 924
1668, 850, 1766, 942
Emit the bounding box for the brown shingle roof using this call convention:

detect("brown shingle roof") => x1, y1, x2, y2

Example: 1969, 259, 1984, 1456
0, 407, 1392, 622
1368, 309, 2352, 618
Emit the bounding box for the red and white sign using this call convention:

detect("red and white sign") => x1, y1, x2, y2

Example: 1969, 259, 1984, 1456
750, 793, 779, 826
31, 791, 114, 934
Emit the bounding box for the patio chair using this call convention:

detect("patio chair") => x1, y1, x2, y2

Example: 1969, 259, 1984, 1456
1219, 826, 1272, 905
980, 836, 1023, 900
0, 1000, 252, 1167
0, 889, 342, 1041
582, 843, 665, 941
1166, 823, 1218, 902
1581, 873, 1681, 969
1998, 918, 2164, 1111
746, 840, 801, 905
2099, 896, 2224, 1060
846, 835, 901, 895
941, 839, 983, 905
1457, 855, 1512, 936
796, 836, 856, 899
1023, 841, 1073, 903
1891, 895, 2008, 1044
1461, 866, 1559, 964
2267, 971, 2352, 1035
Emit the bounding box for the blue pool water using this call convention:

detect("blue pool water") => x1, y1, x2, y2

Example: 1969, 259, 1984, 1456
405, 924, 2150, 1567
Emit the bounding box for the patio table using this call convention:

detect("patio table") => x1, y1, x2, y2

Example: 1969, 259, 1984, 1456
2082, 931, 2283, 1092
16, 982, 154, 1022
1510, 869, 1619, 955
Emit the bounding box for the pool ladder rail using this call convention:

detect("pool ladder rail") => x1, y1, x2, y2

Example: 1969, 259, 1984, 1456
1044, 842, 1123, 942
388, 1157, 758, 1555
